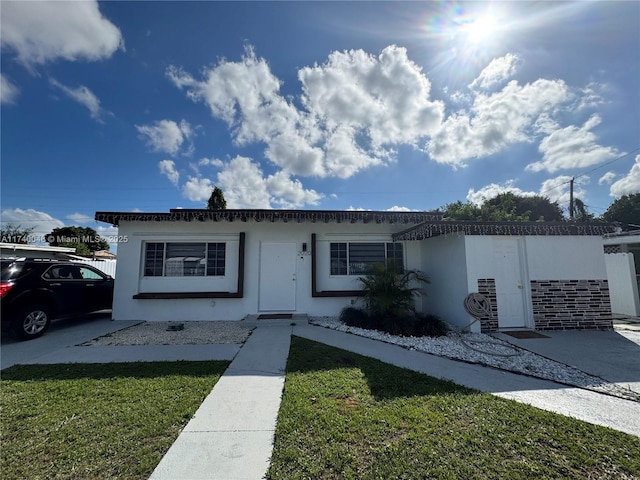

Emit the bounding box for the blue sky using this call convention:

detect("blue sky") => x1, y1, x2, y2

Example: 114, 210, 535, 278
1, 1, 639, 246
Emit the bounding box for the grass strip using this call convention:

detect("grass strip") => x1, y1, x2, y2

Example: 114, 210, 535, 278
1, 361, 228, 480
267, 336, 640, 479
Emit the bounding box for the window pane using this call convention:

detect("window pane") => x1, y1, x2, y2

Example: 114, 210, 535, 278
387, 243, 404, 272
78, 267, 104, 280
330, 242, 347, 275
206, 243, 226, 276
349, 243, 385, 275
144, 243, 165, 276
165, 243, 206, 276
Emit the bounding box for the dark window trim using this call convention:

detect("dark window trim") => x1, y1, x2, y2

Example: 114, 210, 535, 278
311, 233, 364, 298
133, 232, 245, 299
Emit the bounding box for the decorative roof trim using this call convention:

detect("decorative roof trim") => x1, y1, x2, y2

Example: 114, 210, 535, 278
95, 209, 443, 226
392, 221, 619, 241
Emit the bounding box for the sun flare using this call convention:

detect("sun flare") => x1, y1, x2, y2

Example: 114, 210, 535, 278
465, 14, 498, 43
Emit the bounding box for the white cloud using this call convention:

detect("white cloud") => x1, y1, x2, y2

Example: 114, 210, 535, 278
527, 114, 622, 173
468, 53, 518, 91
0, 0, 123, 68
466, 181, 536, 205
539, 175, 587, 205
216, 156, 271, 208
136, 119, 193, 156
386, 206, 413, 212
198, 157, 224, 168
610, 155, 640, 197
598, 171, 617, 185
428, 78, 571, 165
159, 160, 179, 186
188, 156, 323, 209
0, 74, 19, 104
66, 213, 93, 224
265, 171, 323, 208
577, 82, 608, 111
182, 176, 213, 203
0, 208, 65, 242
168, 45, 444, 179
50, 78, 107, 122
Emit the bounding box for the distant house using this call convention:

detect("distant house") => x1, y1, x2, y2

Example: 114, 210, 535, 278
604, 230, 640, 317
96, 209, 616, 332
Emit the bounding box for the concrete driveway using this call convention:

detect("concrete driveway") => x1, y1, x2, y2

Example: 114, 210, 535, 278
494, 328, 640, 395
0, 312, 138, 370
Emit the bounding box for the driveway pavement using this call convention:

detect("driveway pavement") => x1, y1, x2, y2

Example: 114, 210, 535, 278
493, 329, 640, 395
0, 313, 239, 370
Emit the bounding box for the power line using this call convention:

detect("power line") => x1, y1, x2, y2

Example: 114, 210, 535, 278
575, 147, 640, 180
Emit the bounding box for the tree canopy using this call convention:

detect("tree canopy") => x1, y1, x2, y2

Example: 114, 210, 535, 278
47, 226, 109, 255
601, 193, 640, 230
207, 186, 227, 210
0, 224, 35, 244
440, 193, 564, 222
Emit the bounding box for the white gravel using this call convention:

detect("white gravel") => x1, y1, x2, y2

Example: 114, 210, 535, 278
82, 321, 253, 346
309, 316, 640, 403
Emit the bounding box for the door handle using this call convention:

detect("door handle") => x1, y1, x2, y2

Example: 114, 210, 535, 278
517, 285, 523, 289
86, 284, 95, 287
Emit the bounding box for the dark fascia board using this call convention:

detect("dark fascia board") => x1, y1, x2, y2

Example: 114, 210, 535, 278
96, 209, 442, 227
393, 220, 620, 241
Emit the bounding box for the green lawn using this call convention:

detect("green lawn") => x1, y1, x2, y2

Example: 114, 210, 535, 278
1, 361, 228, 480
267, 337, 640, 480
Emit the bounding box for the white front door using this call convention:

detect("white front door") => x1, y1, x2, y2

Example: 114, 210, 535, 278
259, 242, 297, 312
493, 238, 528, 329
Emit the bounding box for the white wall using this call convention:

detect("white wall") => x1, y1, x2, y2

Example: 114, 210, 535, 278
419, 235, 473, 330
524, 236, 607, 280
112, 220, 420, 321
605, 252, 640, 316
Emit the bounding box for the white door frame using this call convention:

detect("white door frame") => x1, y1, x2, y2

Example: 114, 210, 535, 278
258, 242, 297, 312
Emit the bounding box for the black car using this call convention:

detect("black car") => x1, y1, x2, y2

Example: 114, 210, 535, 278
1, 258, 114, 340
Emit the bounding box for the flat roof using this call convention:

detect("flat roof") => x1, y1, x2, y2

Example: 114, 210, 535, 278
95, 209, 443, 226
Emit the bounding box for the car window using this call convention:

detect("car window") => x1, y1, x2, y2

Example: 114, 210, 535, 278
78, 266, 105, 280
43, 265, 81, 280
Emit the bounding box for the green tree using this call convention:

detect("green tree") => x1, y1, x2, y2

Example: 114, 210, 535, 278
601, 193, 640, 230
572, 198, 595, 222
207, 187, 227, 210
441, 193, 564, 222
0, 224, 35, 244
47, 226, 109, 254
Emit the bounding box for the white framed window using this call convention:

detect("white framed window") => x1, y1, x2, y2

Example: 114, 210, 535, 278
330, 242, 404, 276
143, 242, 226, 277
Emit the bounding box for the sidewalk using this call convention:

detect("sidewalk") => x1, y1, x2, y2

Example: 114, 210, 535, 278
149, 323, 292, 480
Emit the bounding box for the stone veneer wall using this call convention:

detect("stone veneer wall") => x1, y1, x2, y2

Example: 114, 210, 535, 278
477, 279, 498, 333
530, 280, 612, 330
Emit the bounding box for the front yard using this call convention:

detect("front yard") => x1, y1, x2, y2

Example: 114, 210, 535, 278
1, 361, 228, 480
267, 337, 640, 479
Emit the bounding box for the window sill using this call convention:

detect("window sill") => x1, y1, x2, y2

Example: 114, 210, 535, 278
133, 292, 242, 299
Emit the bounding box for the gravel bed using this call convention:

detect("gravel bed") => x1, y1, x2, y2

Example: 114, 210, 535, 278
82, 321, 253, 346
310, 316, 640, 403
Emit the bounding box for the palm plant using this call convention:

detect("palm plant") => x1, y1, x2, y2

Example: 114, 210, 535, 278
357, 261, 430, 319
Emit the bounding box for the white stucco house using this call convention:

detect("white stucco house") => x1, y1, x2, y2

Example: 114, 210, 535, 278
96, 209, 616, 332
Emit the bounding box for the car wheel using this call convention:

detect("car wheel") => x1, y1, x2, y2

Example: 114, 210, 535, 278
12, 304, 51, 341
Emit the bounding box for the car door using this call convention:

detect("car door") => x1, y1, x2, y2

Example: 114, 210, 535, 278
42, 265, 85, 316
76, 266, 114, 312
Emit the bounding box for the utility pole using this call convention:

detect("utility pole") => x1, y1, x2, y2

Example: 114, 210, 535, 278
569, 177, 574, 219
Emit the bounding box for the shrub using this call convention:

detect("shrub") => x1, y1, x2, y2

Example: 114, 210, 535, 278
339, 307, 448, 338
358, 262, 429, 319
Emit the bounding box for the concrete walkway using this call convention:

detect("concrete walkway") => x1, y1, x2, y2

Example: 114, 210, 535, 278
149, 322, 292, 480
